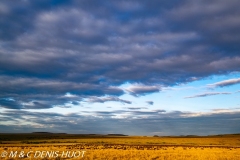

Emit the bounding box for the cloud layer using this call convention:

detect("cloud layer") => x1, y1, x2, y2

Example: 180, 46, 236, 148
1, 0, 240, 109
0, 0, 240, 134
1, 109, 239, 135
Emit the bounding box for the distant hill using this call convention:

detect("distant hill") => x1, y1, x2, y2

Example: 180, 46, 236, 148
107, 134, 128, 136
32, 132, 53, 134
31, 132, 67, 134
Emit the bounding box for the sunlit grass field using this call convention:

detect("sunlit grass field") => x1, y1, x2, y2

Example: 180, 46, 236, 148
0, 133, 240, 159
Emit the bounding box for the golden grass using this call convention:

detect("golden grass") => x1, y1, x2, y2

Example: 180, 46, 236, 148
0, 145, 239, 160
0, 134, 240, 159
82, 147, 240, 160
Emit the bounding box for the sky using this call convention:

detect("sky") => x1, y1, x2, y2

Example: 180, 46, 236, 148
0, 0, 240, 136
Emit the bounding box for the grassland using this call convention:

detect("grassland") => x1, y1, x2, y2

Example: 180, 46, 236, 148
0, 133, 240, 159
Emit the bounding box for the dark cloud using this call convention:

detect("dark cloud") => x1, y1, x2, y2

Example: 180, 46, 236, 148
153, 109, 166, 113
0, 97, 55, 110
87, 96, 131, 104
0, 76, 123, 96
208, 78, 240, 88
185, 92, 231, 99
1, 1, 240, 89
126, 85, 160, 96
127, 107, 147, 110
0, 76, 124, 109
26, 101, 53, 109
0, 0, 71, 41
146, 101, 154, 105
0, 98, 22, 109
71, 101, 80, 105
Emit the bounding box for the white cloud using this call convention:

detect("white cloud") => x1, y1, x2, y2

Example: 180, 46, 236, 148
185, 92, 231, 99
208, 78, 240, 88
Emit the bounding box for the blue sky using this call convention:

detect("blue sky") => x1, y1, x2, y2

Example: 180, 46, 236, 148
0, 0, 240, 135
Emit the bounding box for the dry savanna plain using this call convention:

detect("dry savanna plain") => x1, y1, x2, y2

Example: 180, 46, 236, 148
0, 133, 240, 160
